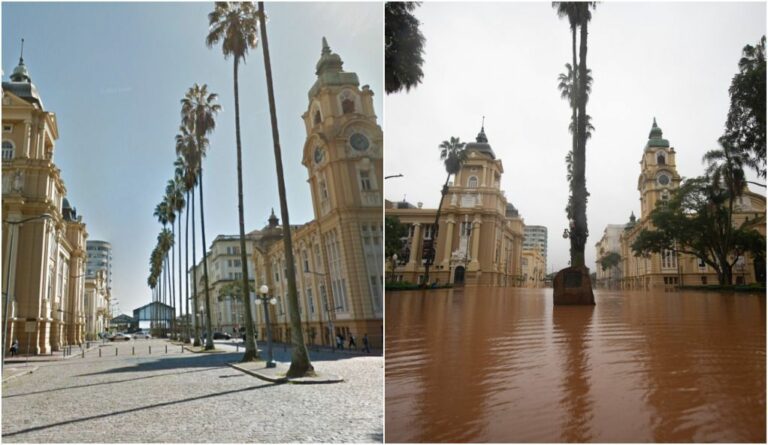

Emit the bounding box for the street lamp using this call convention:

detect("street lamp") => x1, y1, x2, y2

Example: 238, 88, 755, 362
257, 285, 276, 368
3, 213, 53, 369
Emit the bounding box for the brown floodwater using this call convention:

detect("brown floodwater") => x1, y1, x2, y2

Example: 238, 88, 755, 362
385, 287, 765, 443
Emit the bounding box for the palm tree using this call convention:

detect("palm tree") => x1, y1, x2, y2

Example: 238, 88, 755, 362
168, 175, 186, 341
176, 127, 201, 345
174, 157, 192, 343
206, 1, 261, 361
422, 136, 467, 286
180, 83, 221, 350
257, 1, 313, 377
554, 2, 596, 268
164, 181, 180, 339
385, 2, 426, 94
158, 228, 174, 336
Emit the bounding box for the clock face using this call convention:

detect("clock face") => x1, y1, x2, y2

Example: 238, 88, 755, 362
658, 174, 670, 186
350, 133, 370, 151
314, 146, 324, 164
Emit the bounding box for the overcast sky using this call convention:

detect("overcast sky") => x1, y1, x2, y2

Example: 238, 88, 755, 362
385, 1, 766, 274
2, 2, 382, 315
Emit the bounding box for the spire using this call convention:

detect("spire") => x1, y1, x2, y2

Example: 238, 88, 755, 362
645, 117, 669, 149
10, 38, 31, 83
476, 117, 488, 143
268, 208, 279, 228
321, 36, 331, 56
315, 36, 343, 76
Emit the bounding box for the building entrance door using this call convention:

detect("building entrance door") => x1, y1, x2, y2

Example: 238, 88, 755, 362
454, 266, 465, 285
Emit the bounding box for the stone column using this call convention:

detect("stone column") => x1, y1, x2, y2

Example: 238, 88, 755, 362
442, 218, 455, 267
468, 218, 482, 271
3, 215, 21, 352
21, 121, 31, 158
406, 223, 421, 271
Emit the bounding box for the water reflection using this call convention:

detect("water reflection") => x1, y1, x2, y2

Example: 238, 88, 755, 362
385, 288, 765, 443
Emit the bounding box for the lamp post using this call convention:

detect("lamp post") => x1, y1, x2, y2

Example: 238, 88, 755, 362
3, 213, 53, 369
257, 285, 276, 368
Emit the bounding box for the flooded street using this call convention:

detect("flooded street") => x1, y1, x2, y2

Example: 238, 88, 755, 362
385, 288, 765, 443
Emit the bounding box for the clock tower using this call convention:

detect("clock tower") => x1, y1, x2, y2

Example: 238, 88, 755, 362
638, 118, 681, 219
301, 37, 382, 218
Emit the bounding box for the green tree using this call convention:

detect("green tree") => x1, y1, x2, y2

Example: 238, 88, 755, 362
385, 2, 425, 94
631, 176, 765, 285
422, 137, 468, 286
206, 1, 261, 361
180, 83, 221, 350
257, 1, 314, 377
721, 35, 766, 178
385, 216, 409, 281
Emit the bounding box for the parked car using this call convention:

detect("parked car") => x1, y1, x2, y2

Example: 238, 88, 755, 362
202, 332, 231, 340
110, 333, 132, 341
132, 331, 151, 339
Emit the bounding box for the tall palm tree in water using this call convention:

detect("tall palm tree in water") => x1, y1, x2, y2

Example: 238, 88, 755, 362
180, 84, 220, 350
553, 2, 596, 268
258, 1, 314, 377
422, 136, 467, 286
206, 2, 261, 361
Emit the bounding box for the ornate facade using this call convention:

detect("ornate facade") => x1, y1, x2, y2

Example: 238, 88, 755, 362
2, 54, 88, 354
614, 119, 766, 290
386, 126, 525, 286
191, 39, 384, 348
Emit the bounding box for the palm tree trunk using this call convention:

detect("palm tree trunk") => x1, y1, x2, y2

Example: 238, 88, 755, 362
569, 23, 578, 262
199, 168, 215, 350
191, 189, 201, 347
171, 226, 176, 339
184, 191, 191, 343
573, 14, 589, 268
178, 213, 183, 342
233, 56, 259, 362
423, 172, 452, 285
258, 1, 313, 377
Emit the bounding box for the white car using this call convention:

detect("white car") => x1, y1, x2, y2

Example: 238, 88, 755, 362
133, 332, 151, 339
110, 333, 132, 341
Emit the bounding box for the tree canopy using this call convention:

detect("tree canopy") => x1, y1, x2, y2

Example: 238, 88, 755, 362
385, 2, 425, 94
721, 35, 766, 178
385, 216, 409, 259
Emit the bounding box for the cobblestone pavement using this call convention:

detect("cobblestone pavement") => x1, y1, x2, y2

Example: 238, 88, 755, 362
2, 339, 383, 443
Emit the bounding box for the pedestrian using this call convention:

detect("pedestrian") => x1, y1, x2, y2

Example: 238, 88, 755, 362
348, 334, 356, 350
10, 338, 19, 357
363, 333, 370, 353
336, 334, 344, 350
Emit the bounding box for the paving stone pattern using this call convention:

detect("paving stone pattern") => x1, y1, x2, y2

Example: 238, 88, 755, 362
2, 339, 383, 443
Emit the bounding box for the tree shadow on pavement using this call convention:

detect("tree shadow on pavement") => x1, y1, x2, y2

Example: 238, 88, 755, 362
73, 352, 242, 377
3, 367, 215, 400
1, 382, 275, 439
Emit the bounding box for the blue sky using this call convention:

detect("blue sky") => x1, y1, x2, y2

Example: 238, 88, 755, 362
2, 2, 383, 315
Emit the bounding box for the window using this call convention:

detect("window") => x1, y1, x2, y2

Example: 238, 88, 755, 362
320, 180, 328, 199
701, 276, 707, 285
233, 259, 241, 267
661, 249, 677, 269
2, 140, 14, 161
3, 124, 12, 133
314, 110, 322, 125
657, 153, 666, 165
307, 287, 315, 314
360, 170, 372, 191
302, 250, 309, 273
340, 90, 356, 114
468, 176, 478, 188
697, 258, 706, 269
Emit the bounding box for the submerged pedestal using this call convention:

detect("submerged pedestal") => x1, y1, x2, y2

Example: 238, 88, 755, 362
553, 266, 595, 305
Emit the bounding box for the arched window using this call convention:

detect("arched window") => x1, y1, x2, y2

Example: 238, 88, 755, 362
657, 152, 666, 165
2, 140, 14, 161
339, 90, 356, 114
314, 110, 322, 125
467, 176, 478, 188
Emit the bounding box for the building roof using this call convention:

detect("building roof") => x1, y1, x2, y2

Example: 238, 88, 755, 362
308, 37, 359, 100
3, 48, 44, 109
645, 117, 670, 150
465, 124, 496, 159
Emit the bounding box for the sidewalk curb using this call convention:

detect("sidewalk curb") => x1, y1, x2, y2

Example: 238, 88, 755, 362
2, 365, 38, 383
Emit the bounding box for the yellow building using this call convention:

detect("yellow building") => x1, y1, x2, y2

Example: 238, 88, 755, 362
2, 54, 88, 354
386, 126, 525, 287
521, 245, 546, 288
192, 39, 383, 348
594, 224, 624, 289
616, 119, 766, 290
